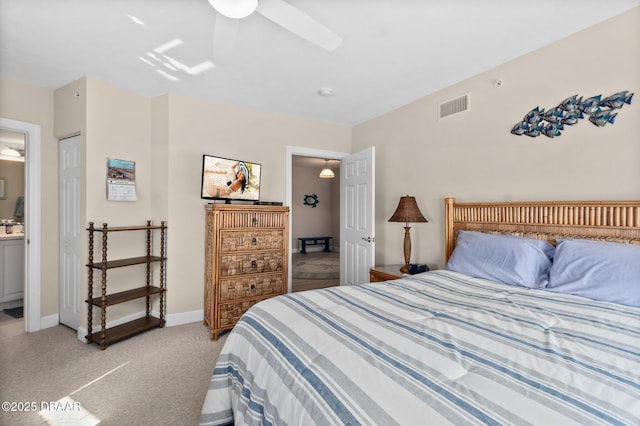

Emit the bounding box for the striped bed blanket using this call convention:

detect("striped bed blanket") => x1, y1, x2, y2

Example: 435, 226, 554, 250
200, 270, 640, 425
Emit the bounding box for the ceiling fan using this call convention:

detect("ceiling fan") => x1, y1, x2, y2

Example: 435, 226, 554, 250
207, 0, 342, 63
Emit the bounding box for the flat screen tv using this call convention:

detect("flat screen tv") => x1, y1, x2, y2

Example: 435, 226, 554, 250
200, 154, 261, 202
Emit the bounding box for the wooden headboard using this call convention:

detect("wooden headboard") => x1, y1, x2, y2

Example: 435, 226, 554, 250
444, 197, 640, 262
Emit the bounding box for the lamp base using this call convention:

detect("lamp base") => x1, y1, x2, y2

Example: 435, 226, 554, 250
401, 226, 412, 274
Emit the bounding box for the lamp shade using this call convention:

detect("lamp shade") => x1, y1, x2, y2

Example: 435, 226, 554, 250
388, 196, 428, 223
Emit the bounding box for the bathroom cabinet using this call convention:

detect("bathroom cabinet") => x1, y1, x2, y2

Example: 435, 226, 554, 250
85, 220, 167, 349
0, 236, 25, 304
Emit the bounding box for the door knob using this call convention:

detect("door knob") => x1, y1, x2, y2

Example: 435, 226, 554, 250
362, 236, 375, 243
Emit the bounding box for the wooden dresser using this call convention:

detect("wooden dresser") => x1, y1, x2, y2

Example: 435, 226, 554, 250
204, 204, 289, 340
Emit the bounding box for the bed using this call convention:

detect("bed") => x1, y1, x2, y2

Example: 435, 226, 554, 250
200, 198, 640, 425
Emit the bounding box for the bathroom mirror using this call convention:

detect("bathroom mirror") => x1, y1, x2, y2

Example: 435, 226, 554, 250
0, 177, 5, 200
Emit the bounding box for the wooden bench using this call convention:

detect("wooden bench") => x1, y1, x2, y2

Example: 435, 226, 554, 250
297, 236, 332, 254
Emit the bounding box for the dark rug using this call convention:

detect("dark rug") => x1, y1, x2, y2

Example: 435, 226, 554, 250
4, 306, 23, 319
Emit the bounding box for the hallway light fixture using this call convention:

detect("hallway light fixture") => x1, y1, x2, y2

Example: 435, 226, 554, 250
1, 146, 20, 157
388, 195, 428, 273
319, 159, 335, 179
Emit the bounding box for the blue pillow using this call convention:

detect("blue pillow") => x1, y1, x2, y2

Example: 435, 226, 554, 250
546, 239, 640, 308
446, 230, 555, 288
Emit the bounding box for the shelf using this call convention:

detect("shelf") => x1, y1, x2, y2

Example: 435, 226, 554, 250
87, 286, 165, 307
86, 220, 167, 349
86, 225, 166, 232
87, 316, 165, 349
87, 255, 166, 270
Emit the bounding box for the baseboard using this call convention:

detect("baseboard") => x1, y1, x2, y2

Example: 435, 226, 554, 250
41, 313, 60, 330
165, 308, 204, 327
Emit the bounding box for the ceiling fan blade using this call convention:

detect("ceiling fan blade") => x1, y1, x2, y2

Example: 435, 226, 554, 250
256, 0, 342, 51
213, 13, 240, 65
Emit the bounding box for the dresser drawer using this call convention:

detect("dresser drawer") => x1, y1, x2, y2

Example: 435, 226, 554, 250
217, 300, 260, 328
220, 230, 284, 252
218, 274, 284, 301
219, 210, 288, 228
220, 252, 284, 276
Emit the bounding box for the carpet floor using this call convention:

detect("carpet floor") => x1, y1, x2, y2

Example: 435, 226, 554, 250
0, 253, 339, 424
0, 322, 226, 426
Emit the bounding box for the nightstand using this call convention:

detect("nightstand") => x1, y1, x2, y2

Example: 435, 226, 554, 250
369, 265, 404, 282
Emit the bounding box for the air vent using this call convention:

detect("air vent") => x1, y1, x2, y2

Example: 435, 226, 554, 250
438, 93, 470, 119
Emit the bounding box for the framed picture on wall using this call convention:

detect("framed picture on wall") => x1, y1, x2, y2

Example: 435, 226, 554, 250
0, 177, 6, 200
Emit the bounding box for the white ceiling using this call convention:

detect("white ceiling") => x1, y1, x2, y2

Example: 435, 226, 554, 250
1, 0, 639, 127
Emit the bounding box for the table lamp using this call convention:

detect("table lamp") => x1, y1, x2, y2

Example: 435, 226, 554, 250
388, 196, 428, 273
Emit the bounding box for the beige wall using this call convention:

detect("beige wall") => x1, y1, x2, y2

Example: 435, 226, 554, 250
56, 81, 351, 324
1, 74, 351, 326
162, 95, 350, 314
55, 80, 351, 323
352, 8, 640, 270
291, 164, 340, 252
0, 160, 24, 220
0, 75, 58, 317
54, 77, 156, 324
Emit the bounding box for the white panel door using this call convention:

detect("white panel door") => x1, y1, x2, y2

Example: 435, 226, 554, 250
59, 135, 81, 329
340, 147, 375, 285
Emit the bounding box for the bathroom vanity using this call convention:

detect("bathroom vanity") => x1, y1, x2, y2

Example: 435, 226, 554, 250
0, 234, 25, 305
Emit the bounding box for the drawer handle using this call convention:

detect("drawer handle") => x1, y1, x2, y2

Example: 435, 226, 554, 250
251, 260, 257, 267
252, 237, 257, 244
249, 283, 256, 290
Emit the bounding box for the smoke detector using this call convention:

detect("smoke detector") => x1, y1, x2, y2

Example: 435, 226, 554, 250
318, 87, 334, 97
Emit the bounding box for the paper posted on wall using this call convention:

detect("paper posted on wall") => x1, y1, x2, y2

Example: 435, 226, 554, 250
106, 158, 137, 201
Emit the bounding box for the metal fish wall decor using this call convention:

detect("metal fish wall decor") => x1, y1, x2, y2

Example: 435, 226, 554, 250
511, 91, 634, 138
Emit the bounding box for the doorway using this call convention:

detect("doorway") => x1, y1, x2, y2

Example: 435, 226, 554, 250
285, 146, 348, 293
290, 156, 340, 292
0, 130, 25, 337
0, 117, 42, 333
